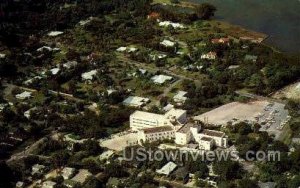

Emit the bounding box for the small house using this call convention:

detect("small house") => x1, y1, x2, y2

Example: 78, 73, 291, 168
61, 167, 76, 180
156, 161, 177, 176
15, 91, 32, 100
201, 52, 217, 60
151, 75, 173, 84
42, 181, 56, 188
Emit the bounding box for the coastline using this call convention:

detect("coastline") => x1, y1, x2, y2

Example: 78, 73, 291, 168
152, 0, 269, 45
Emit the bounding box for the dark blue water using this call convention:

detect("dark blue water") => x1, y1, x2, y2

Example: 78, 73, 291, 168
190, 0, 300, 53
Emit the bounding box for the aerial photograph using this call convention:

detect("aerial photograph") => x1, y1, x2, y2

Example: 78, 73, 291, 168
0, 0, 300, 187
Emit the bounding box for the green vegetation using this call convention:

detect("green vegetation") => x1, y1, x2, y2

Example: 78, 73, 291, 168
1, 0, 300, 187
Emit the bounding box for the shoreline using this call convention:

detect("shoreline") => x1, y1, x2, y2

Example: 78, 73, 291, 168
152, 0, 277, 52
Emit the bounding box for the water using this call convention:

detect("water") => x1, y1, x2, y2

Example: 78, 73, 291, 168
190, 0, 300, 53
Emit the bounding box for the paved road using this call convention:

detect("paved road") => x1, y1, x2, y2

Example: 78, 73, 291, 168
117, 55, 196, 81
7, 137, 49, 164
154, 176, 191, 188
155, 79, 182, 106
235, 91, 286, 104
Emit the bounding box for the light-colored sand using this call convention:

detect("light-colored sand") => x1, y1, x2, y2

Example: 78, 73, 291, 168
194, 100, 290, 140
272, 81, 300, 100
100, 132, 139, 151
194, 101, 269, 125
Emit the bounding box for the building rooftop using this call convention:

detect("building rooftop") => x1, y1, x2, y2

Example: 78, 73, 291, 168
81, 70, 98, 80
142, 126, 173, 134
177, 122, 199, 133
165, 108, 186, 119
151, 74, 173, 84
160, 39, 175, 47
123, 96, 150, 107
159, 21, 185, 29
211, 38, 230, 44
0, 53, 6, 58
15, 91, 32, 100
131, 110, 165, 120
63, 61, 78, 69
156, 161, 177, 175
99, 150, 114, 161
202, 129, 225, 138
61, 167, 75, 180
71, 169, 92, 184
173, 91, 188, 102
50, 68, 60, 75
200, 137, 214, 142
42, 180, 56, 188
47, 31, 63, 37
163, 103, 174, 112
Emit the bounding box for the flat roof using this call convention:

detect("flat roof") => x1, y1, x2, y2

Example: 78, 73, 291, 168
177, 122, 198, 133
99, 150, 114, 160
71, 169, 92, 184
131, 110, 165, 120
202, 129, 225, 138
142, 126, 173, 134
151, 74, 173, 84
200, 137, 213, 142
123, 96, 150, 106
156, 161, 177, 175
165, 108, 186, 119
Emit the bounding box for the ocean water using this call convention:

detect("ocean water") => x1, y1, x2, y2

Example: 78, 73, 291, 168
190, 0, 300, 53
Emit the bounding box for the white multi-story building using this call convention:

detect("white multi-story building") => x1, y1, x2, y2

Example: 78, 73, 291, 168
130, 109, 187, 130
138, 126, 175, 143
130, 109, 227, 151
175, 121, 228, 150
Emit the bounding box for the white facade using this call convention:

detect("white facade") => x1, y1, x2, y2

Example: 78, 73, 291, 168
138, 126, 175, 143
174, 122, 228, 150
130, 111, 166, 130
61, 167, 76, 180
130, 109, 187, 130
198, 129, 228, 148
175, 131, 191, 145
199, 137, 213, 150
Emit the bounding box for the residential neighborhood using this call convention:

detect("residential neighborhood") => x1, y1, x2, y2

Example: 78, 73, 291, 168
0, 0, 300, 188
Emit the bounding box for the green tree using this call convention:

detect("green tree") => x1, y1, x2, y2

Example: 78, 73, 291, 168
237, 178, 258, 188
213, 160, 243, 180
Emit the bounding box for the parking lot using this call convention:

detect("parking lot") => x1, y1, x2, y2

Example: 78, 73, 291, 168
257, 102, 290, 139
99, 131, 139, 151
194, 100, 290, 139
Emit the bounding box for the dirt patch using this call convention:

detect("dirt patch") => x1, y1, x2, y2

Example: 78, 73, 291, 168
272, 81, 300, 100
194, 100, 269, 125
100, 132, 139, 151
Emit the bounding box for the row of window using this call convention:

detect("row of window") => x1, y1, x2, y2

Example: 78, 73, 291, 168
132, 118, 158, 124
